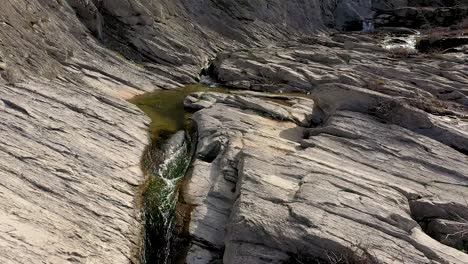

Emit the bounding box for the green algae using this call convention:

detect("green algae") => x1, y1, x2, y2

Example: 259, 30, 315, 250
129, 84, 230, 142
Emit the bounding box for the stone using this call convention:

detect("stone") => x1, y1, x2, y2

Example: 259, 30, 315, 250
426, 219, 468, 249
1, 0, 468, 263
66, 0, 103, 38
100, 0, 154, 26
182, 93, 468, 263
0, 80, 149, 263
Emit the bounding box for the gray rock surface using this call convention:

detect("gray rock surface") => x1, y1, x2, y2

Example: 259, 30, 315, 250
0, 0, 359, 262
179, 24, 468, 264
211, 31, 468, 151
181, 91, 468, 264
375, 4, 468, 28
1, 0, 468, 263
0, 80, 149, 263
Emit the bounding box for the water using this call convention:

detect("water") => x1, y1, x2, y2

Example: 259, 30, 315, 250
362, 20, 375, 32
129, 84, 231, 264
130, 84, 229, 141
130, 84, 306, 263
199, 75, 218, 88
382, 33, 420, 52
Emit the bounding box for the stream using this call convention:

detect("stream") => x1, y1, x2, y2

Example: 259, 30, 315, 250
129, 84, 230, 264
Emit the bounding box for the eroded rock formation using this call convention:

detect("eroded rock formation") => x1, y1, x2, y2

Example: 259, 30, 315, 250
182, 90, 468, 263
0, 0, 467, 263
179, 27, 468, 264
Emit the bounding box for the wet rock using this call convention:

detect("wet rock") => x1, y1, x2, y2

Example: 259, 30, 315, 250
417, 37, 468, 53
375, 6, 468, 28
426, 219, 468, 250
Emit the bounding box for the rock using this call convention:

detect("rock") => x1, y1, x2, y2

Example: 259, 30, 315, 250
375, 5, 468, 28
426, 219, 468, 250
1, 0, 468, 263
66, 0, 103, 38
417, 37, 468, 53
181, 93, 468, 263
100, 0, 154, 26
334, 0, 374, 30
210, 31, 468, 150
184, 91, 315, 126
0, 81, 149, 263
184, 92, 226, 110
161, 130, 187, 157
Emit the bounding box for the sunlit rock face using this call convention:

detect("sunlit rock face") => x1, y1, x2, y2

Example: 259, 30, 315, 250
1, 0, 468, 263
179, 31, 468, 263
182, 88, 468, 263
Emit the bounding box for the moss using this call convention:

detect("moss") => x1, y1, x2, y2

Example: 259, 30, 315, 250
141, 148, 191, 264
163, 153, 191, 181
140, 140, 192, 264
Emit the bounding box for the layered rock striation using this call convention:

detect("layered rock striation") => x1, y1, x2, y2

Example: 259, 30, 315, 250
181, 88, 468, 263
0, 0, 467, 263
179, 29, 468, 263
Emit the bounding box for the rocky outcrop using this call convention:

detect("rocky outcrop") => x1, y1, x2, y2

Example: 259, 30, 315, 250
211, 31, 468, 150
0, 1, 164, 262
212, 32, 468, 100
1, 0, 468, 263
181, 89, 468, 263
0, 0, 377, 263
0, 80, 149, 263
177, 27, 468, 263
374, 1, 468, 28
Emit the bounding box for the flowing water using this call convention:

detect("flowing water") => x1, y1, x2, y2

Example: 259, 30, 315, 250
129, 84, 230, 264
129, 84, 302, 263
382, 32, 420, 51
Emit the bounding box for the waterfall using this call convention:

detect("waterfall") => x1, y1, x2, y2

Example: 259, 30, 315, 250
362, 19, 375, 32
142, 131, 192, 264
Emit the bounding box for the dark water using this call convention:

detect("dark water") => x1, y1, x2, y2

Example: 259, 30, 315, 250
129, 84, 230, 142
129, 84, 230, 264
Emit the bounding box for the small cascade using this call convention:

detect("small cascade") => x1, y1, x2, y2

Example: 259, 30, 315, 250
200, 75, 218, 88
199, 60, 219, 88
129, 84, 232, 264
382, 31, 420, 52
142, 130, 192, 264
362, 19, 375, 32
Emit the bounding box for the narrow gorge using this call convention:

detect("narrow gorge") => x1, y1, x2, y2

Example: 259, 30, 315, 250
0, 1, 467, 264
